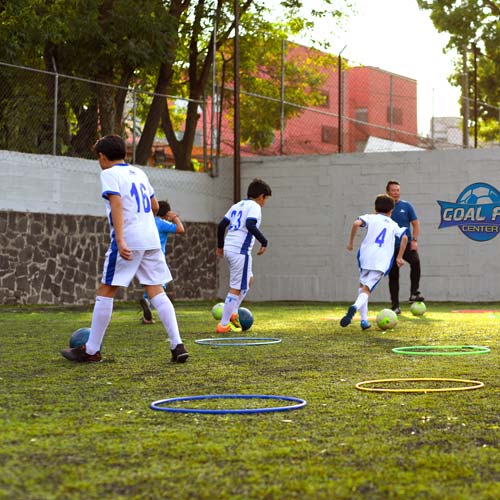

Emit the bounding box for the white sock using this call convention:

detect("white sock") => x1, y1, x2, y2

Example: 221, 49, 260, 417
86, 296, 113, 355
221, 293, 239, 325
358, 288, 369, 321
235, 289, 248, 309
151, 293, 182, 349
354, 292, 369, 311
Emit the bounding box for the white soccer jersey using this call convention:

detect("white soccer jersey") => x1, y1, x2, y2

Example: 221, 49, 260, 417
357, 213, 406, 273
100, 163, 160, 250
223, 199, 262, 255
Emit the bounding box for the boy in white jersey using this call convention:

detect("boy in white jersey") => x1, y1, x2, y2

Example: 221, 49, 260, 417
340, 194, 408, 329
216, 178, 272, 333
61, 135, 188, 363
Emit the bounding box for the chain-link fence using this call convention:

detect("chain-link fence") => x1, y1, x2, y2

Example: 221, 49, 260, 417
1, 50, 499, 171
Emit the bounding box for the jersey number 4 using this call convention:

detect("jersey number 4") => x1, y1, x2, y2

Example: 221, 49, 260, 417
130, 182, 151, 213
375, 228, 387, 247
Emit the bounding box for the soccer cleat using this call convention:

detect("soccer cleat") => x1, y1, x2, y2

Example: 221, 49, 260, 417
141, 317, 155, 325
140, 298, 153, 322
409, 292, 425, 302
360, 320, 372, 331
391, 306, 402, 315
340, 305, 357, 327
216, 322, 242, 334
61, 345, 102, 363
230, 312, 241, 329
171, 343, 189, 363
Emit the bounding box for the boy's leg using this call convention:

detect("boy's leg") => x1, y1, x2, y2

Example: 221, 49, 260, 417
221, 289, 240, 326
86, 286, 117, 354
148, 286, 182, 348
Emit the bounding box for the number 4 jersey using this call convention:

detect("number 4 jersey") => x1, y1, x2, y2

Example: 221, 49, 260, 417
223, 199, 262, 255
357, 213, 406, 273
100, 163, 161, 250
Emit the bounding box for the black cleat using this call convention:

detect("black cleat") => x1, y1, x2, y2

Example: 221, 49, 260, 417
171, 343, 189, 363
391, 306, 402, 315
340, 305, 357, 327
61, 345, 102, 363
140, 298, 153, 322
409, 292, 425, 302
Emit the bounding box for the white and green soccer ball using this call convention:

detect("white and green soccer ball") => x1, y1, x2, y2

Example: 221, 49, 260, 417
211, 302, 224, 321
410, 301, 426, 316
376, 308, 398, 330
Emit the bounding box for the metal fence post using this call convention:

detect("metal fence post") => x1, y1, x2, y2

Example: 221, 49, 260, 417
132, 88, 137, 164
52, 73, 59, 156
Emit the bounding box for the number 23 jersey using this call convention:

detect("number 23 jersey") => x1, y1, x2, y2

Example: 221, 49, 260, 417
357, 213, 406, 273
100, 164, 160, 250
223, 199, 262, 255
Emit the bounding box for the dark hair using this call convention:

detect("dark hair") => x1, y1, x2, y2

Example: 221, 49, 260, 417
157, 200, 171, 217
94, 135, 126, 161
247, 178, 272, 199
385, 180, 400, 192
375, 194, 395, 214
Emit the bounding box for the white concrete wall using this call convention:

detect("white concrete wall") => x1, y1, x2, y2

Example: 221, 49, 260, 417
225, 148, 500, 303
0, 150, 232, 222
3, 148, 500, 302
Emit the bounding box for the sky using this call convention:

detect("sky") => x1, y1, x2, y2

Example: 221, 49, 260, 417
270, 0, 462, 136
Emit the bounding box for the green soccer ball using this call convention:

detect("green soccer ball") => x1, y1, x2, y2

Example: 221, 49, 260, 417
376, 309, 398, 330
211, 302, 224, 321
410, 301, 426, 316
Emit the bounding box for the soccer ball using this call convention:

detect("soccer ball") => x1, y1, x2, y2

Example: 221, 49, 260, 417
69, 327, 91, 348
211, 302, 224, 321
458, 183, 500, 205
376, 309, 398, 330
238, 307, 254, 331
410, 301, 426, 316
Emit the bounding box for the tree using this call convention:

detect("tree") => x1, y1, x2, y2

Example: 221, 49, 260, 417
0, 0, 348, 166
135, 0, 347, 169
416, 0, 500, 142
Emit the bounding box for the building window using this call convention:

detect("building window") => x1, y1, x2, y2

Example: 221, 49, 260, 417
355, 107, 368, 123
321, 125, 338, 144
387, 106, 403, 125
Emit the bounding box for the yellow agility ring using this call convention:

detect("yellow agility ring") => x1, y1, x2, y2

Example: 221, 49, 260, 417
355, 377, 484, 393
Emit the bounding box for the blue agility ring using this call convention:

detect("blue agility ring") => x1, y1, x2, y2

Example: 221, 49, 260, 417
150, 394, 306, 414
195, 337, 282, 347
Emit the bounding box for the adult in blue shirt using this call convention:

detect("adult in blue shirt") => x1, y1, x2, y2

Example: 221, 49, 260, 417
386, 180, 424, 314
140, 200, 185, 323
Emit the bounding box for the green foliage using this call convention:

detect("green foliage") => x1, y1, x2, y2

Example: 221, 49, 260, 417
417, 0, 500, 142
1, 301, 500, 499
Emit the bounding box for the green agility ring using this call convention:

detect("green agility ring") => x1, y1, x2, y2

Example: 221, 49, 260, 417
392, 345, 491, 356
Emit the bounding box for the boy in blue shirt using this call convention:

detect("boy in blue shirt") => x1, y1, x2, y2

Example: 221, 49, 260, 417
140, 200, 185, 323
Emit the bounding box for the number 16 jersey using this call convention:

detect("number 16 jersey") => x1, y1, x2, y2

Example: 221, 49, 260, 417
223, 199, 262, 255
100, 164, 160, 250
357, 213, 406, 273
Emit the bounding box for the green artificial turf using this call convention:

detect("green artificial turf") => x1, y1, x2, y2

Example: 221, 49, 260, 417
1, 301, 499, 500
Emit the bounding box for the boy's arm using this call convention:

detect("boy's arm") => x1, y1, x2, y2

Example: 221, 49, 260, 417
151, 196, 159, 215
396, 234, 408, 267
167, 211, 185, 234
216, 218, 230, 256
347, 219, 363, 251
109, 194, 132, 260
246, 218, 268, 255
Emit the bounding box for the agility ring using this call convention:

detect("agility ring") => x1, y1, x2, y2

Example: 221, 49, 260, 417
195, 337, 282, 347
392, 345, 490, 356
150, 394, 306, 414
355, 378, 484, 393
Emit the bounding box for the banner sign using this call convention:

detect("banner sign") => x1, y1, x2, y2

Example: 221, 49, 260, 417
437, 182, 500, 242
